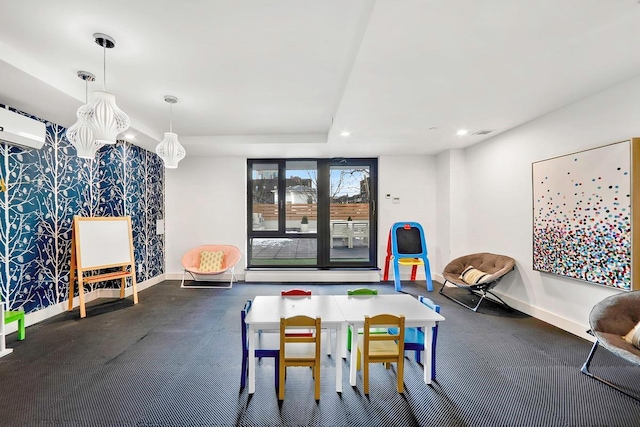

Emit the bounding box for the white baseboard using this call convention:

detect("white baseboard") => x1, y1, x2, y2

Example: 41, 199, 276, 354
492, 291, 594, 341
3, 275, 166, 335
97, 274, 165, 298
168, 269, 440, 283
439, 281, 593, 342
11, 300, 81, 332
245, 270, 382, 283
167, 270, 384, 283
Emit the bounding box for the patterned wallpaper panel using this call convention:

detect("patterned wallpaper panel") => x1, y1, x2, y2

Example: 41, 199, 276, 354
0, 106, 165, 314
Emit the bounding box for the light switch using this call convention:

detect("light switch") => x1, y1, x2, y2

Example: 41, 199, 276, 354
156, 219, 165, 235
392, 197, 400, 204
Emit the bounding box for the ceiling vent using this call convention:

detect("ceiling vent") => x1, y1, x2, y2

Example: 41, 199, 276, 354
0, 107, 46, 149
472, 129, 495, 136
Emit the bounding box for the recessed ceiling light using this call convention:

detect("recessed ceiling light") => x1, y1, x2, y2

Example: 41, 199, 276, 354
340, 131, 351, 137
456, 129, 468, 136
472, 129, 495, 135
124, 133, 136, 140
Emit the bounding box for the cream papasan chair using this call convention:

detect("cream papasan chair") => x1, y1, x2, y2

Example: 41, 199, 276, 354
439, 252, 516, 312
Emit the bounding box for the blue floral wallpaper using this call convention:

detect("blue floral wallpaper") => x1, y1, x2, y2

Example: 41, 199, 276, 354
0, 105, 165, 314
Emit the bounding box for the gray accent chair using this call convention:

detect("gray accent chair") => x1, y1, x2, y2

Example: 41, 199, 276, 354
581, 291, 640, 401
439, 252, 516, 312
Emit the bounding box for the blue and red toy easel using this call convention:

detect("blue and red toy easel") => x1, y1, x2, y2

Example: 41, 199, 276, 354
383, 222, 433, 292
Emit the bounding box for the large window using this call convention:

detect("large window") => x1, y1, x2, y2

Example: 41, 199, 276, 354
248, 158, 377, 268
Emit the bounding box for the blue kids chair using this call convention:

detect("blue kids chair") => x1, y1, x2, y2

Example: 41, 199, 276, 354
388, 295, 440, 379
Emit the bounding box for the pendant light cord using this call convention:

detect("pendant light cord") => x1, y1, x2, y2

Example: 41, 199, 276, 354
102, 43, 107, 91
169, 102, 173, 133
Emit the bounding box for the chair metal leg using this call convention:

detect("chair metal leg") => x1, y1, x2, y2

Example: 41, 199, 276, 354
484, 289, 514, 311
439, 281, 484, 312
229, 266, 237, 288
581, 340, 598, 377
581, 340, 640, 402
181, 269, 234, 289
180, 270, 196, 288
439, 280, 512, 312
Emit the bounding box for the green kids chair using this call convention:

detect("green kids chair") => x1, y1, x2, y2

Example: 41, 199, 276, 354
346, 288, 388, 351
4, 302, 25, 341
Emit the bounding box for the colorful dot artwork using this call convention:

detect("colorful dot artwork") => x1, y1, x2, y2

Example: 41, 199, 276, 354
532, 141, 631, 290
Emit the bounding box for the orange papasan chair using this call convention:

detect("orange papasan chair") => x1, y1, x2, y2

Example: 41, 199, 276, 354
181, 245, 241, 288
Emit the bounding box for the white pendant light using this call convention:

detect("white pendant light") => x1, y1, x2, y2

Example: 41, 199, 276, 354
66, 71, 104, 159
77, 33, 130, 144
155, 95, 186, 169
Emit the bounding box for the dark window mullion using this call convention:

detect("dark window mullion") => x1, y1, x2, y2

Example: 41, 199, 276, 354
316, 160, 330, 267
277, 161, 286, 233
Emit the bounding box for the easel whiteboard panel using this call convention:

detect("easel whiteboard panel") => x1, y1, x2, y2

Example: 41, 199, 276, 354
76, 217, 133, 269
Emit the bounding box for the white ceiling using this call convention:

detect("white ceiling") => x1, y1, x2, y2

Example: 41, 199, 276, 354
1, 0, 640, 158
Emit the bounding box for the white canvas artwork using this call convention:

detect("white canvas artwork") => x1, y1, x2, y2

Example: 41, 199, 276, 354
532, 141, 632, 290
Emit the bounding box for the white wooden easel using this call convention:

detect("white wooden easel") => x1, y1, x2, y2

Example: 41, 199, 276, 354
68, 216, 138, 318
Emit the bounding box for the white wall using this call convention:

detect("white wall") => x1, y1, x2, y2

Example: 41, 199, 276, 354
378, 155, 437, 280
454, 74, 640, 339
435, 149, 466, 273
165, 154, 437, 281
435, 151, 451, 274
165, 156, 247, 277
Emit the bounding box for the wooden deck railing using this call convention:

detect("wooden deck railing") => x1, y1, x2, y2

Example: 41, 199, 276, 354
253, 203, 369, 221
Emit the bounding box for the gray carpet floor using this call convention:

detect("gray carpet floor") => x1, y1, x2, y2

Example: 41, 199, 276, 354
0, 280, 639, 427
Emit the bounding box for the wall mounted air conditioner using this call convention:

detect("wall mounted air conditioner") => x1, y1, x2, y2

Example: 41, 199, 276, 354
0, 107, 46, 149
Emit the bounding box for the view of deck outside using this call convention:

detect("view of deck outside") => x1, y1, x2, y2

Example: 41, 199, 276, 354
249, 162, 372, 266
250, 203, 371, 265
252, 203, 370, 232
250, 237, 370, 265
